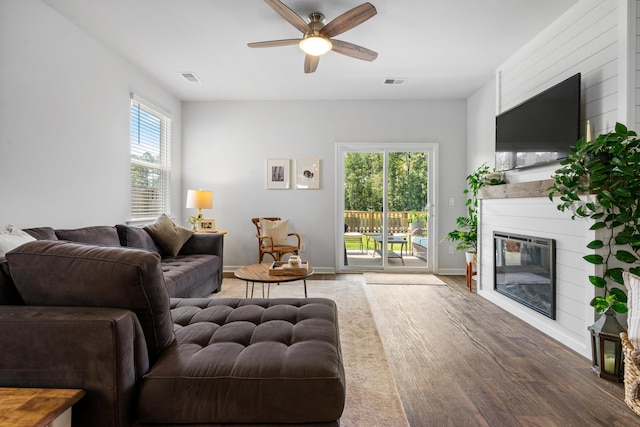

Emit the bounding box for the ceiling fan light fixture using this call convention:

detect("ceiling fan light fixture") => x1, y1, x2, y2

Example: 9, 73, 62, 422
299, 36, 332, 56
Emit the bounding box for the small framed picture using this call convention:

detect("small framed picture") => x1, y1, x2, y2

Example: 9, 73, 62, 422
198, 218, 216, 232
266, 159, 290, 189
296, 158, 320, 189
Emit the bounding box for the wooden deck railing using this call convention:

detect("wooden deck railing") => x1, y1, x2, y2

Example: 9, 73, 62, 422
344, 211, 413, 234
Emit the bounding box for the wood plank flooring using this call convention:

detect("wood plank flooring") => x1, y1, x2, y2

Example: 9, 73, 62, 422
364, 275, 639, 426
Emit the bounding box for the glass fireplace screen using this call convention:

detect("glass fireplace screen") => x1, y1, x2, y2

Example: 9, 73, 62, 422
494, 232, 556, 319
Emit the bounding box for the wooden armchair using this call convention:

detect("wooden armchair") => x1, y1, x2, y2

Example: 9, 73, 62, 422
251, 217, 301, 263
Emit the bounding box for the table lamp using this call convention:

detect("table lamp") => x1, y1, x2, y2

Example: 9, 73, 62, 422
186, 189, 213, 220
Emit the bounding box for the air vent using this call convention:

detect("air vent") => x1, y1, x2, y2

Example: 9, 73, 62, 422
384, 78, 407, 85
179, 72, 201, 83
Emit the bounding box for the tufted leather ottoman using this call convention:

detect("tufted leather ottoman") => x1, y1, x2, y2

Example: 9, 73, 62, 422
137, 297, 346, 425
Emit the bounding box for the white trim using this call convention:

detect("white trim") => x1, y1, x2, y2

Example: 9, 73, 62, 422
130, 92, 172, 119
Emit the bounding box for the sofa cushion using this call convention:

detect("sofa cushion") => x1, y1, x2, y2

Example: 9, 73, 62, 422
55, 225, 121, 247
0, 225, 36, 256
116, 224, 162, 254
138, 298, 345, 424
6, 240, 175, 363
161, 254, 220, 297
22, 227, 58, 240
144, 214, 193, 257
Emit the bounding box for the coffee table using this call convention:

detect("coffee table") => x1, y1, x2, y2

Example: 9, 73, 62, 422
234, 263, 314, 298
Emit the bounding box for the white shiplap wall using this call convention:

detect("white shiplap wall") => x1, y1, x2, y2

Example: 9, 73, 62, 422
480, 0, 635, 359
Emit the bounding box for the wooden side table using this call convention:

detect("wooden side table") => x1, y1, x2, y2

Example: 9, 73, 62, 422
466, 261, 477, 292
0, 387, 85, 427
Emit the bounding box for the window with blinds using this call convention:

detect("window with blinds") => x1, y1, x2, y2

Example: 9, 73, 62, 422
130, 95, 171, 220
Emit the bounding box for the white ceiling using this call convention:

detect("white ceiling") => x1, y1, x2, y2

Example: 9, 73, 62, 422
43, 0, 579, 101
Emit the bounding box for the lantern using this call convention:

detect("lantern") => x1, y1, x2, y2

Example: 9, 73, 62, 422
588, 309, 625, 382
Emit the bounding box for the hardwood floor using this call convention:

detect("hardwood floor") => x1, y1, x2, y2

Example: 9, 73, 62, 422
364, 275, 639, 427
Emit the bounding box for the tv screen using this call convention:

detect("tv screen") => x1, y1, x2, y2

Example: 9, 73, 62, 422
495, 73, 581, 171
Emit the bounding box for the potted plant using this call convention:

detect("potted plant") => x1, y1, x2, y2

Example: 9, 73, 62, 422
548, 122, 640, 316
445, 163, 493, 261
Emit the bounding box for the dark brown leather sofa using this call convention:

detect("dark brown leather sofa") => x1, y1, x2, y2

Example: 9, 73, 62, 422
21, 224, 224, 297
0, 240, 345, 426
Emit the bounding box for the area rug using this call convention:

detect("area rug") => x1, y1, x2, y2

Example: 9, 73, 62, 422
364, 272, 447, 286
212, 278, 409, 427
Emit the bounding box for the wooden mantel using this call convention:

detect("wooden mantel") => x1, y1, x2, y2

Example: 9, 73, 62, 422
478, 179, 555, 199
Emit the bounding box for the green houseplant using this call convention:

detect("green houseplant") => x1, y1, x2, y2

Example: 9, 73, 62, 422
445, 164, 493, 254
548, 122, 640, 314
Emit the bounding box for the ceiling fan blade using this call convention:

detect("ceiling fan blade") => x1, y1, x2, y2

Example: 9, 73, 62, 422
304, 54, 319, 73
264, 0, 310, 34
330, 39, 378, 61
247, 39, 302, 48
320, 2, 377, 39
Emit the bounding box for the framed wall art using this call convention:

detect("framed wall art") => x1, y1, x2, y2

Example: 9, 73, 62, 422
198, 218, 216, 232
295, 158, 320, 189
266, 158, 290, 189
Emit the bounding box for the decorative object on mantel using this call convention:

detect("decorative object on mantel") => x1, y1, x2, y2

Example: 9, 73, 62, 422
548, 122, 640, 382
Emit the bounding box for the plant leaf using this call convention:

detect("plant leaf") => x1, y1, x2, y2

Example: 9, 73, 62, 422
587, 240, 604, 249
591, 296, 609, 313
605, 268, 624, 284
584, 254, 604, 264
615, 250, 638, 263
609, 287, 628, 303
611, 300, 629, 314
589, 275, 607, 288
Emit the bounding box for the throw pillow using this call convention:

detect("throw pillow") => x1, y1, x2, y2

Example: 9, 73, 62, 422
144, 214, 194, 256
260, 219, 289, 246
0, 225, 36, 256
624, 271, 640, 348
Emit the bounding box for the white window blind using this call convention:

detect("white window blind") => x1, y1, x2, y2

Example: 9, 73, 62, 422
130, 95, 172, 220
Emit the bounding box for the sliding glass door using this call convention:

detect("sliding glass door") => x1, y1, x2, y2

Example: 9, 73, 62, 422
336, 143, 436, 272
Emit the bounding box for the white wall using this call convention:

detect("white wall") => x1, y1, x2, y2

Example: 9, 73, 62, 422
0, 0, 182, 229
466, 79, 497, 173
182, 100, 467, 272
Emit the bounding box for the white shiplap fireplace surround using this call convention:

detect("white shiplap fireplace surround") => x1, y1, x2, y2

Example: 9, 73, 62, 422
477, 180, 598, 359
475, 0, 640, 359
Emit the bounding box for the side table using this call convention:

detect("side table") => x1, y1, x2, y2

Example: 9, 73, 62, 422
0, 387, 85, 427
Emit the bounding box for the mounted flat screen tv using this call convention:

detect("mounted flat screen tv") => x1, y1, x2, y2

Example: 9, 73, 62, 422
495, 73, 581, 171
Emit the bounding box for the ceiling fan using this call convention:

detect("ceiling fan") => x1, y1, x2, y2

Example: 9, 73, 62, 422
248, 0, 378, 73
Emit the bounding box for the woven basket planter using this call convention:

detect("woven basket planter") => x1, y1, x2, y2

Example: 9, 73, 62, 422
621, 332, 640, 417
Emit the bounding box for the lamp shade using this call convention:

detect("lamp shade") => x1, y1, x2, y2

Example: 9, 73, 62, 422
186, 190, 213, 210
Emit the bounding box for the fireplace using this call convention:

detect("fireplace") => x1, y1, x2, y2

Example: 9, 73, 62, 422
494, 232, 556, 319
